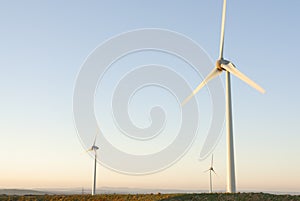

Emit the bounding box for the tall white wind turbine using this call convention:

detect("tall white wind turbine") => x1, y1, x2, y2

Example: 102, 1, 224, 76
182, 0, 265, 193
86, 133, 99, 196
204, 154, 217, 193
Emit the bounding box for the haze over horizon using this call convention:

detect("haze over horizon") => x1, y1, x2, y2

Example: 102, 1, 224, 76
0, 1, 299, 193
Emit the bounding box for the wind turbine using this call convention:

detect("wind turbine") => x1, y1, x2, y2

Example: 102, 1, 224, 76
182, 0, 265, 193
204, 154, 217, 193
86, 133, 99, 196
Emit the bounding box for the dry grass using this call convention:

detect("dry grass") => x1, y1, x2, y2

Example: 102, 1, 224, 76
1, 193, 299, 201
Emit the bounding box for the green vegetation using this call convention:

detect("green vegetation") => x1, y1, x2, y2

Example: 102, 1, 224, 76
1, 193, 299, 201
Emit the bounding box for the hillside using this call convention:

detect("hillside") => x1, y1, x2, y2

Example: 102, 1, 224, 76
1, 193, 299, 201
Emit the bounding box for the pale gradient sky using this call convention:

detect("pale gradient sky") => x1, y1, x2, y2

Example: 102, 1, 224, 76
0, 0, 299, 193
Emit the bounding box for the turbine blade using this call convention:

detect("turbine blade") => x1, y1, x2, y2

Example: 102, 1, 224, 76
212, 170, 217, 176
219, 0, 227, 59
182, 68, 222, 106
204, 169, 210, 173
93, 136, 97, 147
82, 147, 93, 154
92, 129, 100, 147
211, 154, 214, 167
221, 62, 266, 94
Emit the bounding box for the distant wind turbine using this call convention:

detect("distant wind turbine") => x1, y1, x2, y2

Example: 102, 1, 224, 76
182, 0, 265, 193
204, 155, 217, 193
86, 132, 99, 196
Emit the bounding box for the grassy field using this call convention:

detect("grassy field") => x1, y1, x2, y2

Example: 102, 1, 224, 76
1, 193, 300, 201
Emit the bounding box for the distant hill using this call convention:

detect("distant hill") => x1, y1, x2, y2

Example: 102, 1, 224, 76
0, 189, 51, 195
27, 187, 205, 195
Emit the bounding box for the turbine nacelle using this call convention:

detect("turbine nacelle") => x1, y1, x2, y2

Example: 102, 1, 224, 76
91, 145, 99, 151
216, 59, 230, 71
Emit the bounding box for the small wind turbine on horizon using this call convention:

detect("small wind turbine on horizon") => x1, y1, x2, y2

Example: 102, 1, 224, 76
182, 0, 265, 193
86, 132, 99, 196
204, 155, 217, 193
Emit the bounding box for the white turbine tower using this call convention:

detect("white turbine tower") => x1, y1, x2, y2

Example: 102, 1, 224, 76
182, 0, 265, 193
204, 155, 217, 193
86, 133, 99, 196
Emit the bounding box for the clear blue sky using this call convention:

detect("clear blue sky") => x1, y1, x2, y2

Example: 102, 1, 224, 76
0, 0, 299, 193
